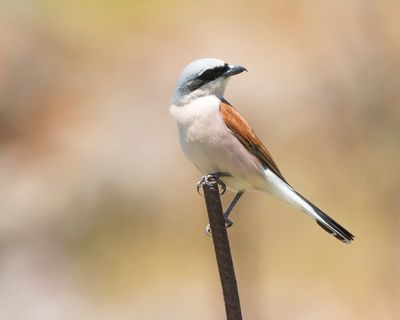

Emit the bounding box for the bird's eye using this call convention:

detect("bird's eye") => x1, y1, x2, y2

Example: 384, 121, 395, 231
186, 64, 230, 92
197, 64, 230, 82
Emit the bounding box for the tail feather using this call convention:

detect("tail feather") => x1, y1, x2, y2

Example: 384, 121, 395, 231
294, 191, 354, 244
263, 168, 354, 244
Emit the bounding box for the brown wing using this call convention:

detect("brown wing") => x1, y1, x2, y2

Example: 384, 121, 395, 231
220, 99, 287, 183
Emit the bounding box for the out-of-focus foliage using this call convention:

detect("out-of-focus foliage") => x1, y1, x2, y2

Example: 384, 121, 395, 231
0, 1, 399, 319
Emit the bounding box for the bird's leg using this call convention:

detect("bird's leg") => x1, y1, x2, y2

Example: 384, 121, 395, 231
223, 190, 244, 222
205, 190, 245, 236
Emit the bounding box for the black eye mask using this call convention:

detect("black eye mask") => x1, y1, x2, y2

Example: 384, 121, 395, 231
187, 64, 230, 92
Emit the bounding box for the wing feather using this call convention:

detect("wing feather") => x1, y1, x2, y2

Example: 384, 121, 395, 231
220, 99, 287, 183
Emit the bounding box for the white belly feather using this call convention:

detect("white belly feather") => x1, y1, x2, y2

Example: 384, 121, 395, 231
170, 96, 266, 191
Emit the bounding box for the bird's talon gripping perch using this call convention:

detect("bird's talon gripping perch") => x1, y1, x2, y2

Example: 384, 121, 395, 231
205, 217, 234, 237
197, 173, 228, 196
205, 224, 212, 237
196, 181, 203, 195
224, 216, 234, 228
215, 175, 227, 195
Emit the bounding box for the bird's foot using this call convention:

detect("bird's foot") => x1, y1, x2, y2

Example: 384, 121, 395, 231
205, 215, 234, 237
197, 172, 232, 236
196, 172, 230, 196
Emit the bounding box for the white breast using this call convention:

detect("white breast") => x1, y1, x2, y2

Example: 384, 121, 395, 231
170, 96, 266, 191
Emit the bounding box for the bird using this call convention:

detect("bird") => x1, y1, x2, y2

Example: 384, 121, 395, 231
169, 58, 354, 244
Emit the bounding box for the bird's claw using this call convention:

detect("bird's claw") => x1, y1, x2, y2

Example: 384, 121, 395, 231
196, 180, 203, 195
204, 217, 234, 237
224, 215, 234, 228
205, 224, 212, 236
196, 173, 227, 196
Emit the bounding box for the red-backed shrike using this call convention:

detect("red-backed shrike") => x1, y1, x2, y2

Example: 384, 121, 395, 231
170, 58, 354, 243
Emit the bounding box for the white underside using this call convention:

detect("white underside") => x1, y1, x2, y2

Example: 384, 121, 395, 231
170, 95, 267, 191
169, 95, 319, 221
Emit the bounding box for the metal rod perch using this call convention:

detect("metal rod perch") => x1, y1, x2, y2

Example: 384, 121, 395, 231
201, 177, 243, 320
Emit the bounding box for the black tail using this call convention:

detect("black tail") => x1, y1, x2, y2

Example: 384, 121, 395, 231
295, 192, 354, 244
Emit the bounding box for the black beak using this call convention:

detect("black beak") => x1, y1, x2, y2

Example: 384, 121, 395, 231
223, 64, 248, 77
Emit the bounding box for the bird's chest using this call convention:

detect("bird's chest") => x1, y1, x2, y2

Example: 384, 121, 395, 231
170, 97, 265, 191
171, 99, 230, 170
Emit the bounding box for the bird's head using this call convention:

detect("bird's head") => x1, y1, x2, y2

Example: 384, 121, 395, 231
172, 58, 247, 106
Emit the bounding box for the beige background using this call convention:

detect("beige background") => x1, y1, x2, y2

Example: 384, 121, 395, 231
0, 1, 399, 319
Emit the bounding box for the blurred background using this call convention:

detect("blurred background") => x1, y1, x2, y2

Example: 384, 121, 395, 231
0, 0, 399, 319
